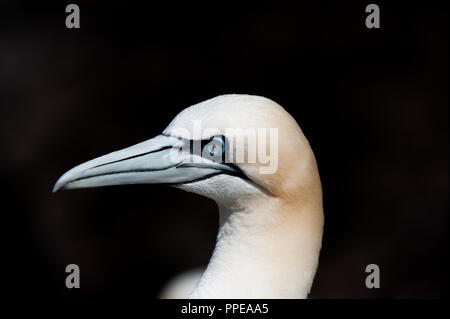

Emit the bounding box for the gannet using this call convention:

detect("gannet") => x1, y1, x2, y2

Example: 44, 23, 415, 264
53, 94, 324, 299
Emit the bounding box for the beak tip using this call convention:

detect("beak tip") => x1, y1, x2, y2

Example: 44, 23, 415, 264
52, 182, 62, 193
53, 175, 68, 193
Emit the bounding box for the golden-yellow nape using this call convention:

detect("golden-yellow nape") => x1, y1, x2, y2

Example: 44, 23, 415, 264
54, 94, 324, 299
163, 94, 322, 203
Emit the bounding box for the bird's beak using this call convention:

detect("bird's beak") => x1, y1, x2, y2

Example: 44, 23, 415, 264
53, 134, 238, 192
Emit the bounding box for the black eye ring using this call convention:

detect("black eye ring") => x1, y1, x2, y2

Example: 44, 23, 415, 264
203, 136, 225, 156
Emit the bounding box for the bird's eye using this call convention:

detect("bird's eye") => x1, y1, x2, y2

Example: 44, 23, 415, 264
203, 136, 225, 157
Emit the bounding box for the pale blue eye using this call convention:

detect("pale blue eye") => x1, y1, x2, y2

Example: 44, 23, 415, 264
204, 136, 225, 157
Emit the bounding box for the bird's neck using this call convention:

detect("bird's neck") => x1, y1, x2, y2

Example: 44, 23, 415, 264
188, 197, 324, 299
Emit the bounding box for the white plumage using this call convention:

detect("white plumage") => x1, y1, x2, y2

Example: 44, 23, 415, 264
54, 94, 324, 299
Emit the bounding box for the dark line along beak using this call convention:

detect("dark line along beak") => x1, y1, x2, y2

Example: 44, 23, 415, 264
53, 134, 240, 192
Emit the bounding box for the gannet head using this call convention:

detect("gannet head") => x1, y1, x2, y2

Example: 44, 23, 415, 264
53, 94, 321, 208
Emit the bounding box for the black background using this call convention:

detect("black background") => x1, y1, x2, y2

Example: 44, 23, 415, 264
1, 1, 447, 302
